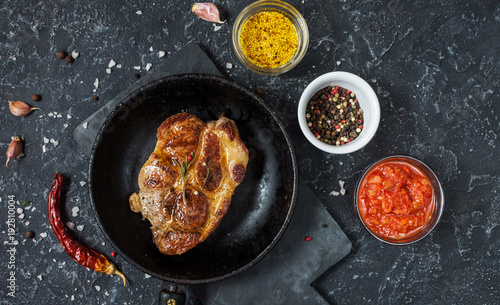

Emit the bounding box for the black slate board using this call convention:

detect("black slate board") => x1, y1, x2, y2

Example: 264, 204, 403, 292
193, 183, 352, 305
73, 43, 352, 304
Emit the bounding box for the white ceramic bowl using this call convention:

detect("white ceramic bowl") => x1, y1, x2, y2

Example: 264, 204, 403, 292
298, 71, 380, 154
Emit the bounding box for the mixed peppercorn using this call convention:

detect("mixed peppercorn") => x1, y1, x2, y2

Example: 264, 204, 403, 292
306, 85, 364, 145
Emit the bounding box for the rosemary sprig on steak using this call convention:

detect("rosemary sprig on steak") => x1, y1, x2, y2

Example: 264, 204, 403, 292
174, 152, 194, 201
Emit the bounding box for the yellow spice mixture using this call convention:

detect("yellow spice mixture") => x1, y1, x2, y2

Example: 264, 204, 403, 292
240, 11, 298, 68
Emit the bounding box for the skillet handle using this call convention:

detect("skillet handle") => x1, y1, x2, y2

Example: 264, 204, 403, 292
158, 289, 186, 305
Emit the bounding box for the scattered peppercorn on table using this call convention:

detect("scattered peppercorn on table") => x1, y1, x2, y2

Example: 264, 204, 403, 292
1, 0, 499, 304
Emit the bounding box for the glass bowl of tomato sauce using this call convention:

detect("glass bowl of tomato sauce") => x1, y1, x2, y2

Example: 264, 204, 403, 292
354, 155, 444, 245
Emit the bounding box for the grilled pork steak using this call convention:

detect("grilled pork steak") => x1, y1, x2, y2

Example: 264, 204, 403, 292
129, 112, 249, 255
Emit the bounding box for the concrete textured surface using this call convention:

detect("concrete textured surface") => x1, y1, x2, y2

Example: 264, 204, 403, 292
1, 0, 499, 304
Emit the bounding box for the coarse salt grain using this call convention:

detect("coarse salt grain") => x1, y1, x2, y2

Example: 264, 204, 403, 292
67, 114, 72, 119
339, 180, 346, 195
80, 181, 86, 187
158, 51, 165, 58
106, 68, 112, 74
133, 66, 141, 70
136, 10, 142, 15
93, 78, 99, 92
145, 63, 152, 71
76, 225, 85, 231
66, 222, 75, 230
40, 232, 47, 238
43, 137, 49, 144
108, 59, 116, 68
72, 51, 80, 59
95, 285, 101, 292
50, 138, 59, 147
145, 274, 151, 279
226, 63, 233, 69
149, 46, 153, 52
17, 208, 23, 214
82, 122, 88, 129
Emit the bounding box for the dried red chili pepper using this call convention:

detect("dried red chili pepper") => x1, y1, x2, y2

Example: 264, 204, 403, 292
47, 173, 126, 285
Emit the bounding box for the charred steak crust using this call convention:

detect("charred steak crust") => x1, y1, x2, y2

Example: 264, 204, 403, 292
129, 113, 249, 255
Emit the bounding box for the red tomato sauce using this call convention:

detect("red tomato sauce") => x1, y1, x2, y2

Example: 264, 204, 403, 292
358, 161, 434, 240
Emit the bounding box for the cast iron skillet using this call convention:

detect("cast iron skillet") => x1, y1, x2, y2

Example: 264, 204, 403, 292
89, 74, 298, 303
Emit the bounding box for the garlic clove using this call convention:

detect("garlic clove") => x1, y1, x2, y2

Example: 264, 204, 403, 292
192, 3, 225, 23
6, 136, 23, 167
8, 101, 40, 117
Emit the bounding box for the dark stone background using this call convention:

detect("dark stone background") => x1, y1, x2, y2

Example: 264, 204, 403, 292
1, 0, 499, 304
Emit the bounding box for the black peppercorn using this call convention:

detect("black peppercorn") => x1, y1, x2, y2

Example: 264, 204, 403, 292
31, 94, 41, 102
92, 96, 99, 101
255, 87, 266, 96
134, 73, 141, 79
56, 51, 67, 59
25, 231, 35, 239
65, 55, 74, 63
